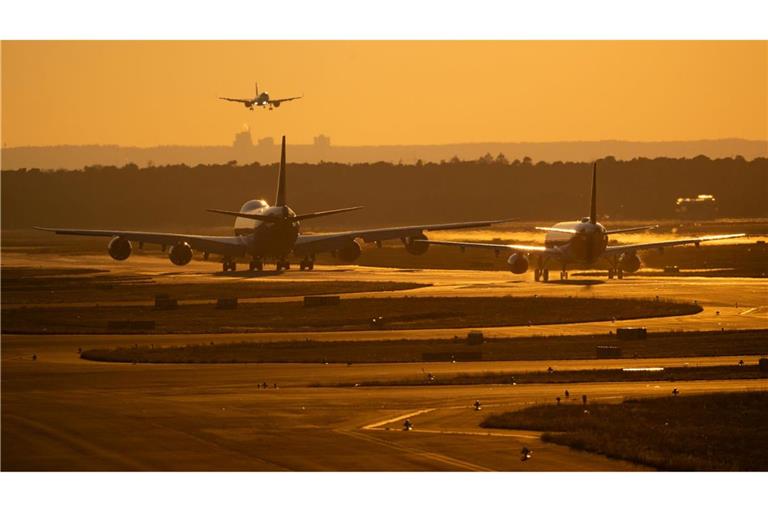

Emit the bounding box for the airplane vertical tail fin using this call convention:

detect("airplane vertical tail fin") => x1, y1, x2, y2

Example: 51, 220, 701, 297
275, 136, 287, 207
589, 162, 597, 224
255, 82, 259, 98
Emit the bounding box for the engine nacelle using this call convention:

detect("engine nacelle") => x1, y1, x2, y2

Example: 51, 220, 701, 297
403, 233, 429, 255
336, 239, 362, 262
507, 253, 529, 274
108, 236, 132, 261
619, 252, 641, 273
273, 101, 281, 108
169, 242, 193, 266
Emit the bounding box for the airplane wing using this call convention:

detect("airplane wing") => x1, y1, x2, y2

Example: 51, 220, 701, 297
293, 220, 512, 255
219, 97, 251, 104
604, 233, 747, 255
409, 239, 552, 254
269, 96, 303, 105
34, 227, 249, 257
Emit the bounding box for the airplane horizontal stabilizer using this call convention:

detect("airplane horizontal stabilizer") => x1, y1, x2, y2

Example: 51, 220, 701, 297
293, 206, 364, 222
605, 225, 659, 235
206, 209, 281, 222
534, 226, 579, 234
206, 206, 363, 223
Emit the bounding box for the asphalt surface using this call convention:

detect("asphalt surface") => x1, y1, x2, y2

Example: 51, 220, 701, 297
2, 253, 767, 470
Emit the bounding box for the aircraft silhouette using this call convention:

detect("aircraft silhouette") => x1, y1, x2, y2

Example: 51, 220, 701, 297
37, 136, 508, 272
417, 163, 746, 281
219, 82, 302, 110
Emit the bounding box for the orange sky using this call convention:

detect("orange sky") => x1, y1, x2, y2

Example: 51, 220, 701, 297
2, 40, 766, 147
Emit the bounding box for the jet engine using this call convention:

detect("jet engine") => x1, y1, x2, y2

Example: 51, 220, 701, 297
618, 252, 641, 273
403, 234, 429, 255
108, 236, 132, 261
507, 253, 529, 274
169, 242, 193, 266
273, 101, 281, 108
336, 239, 362, 262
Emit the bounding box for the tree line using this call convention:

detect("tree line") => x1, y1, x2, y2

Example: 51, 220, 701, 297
2, 155, 766, 230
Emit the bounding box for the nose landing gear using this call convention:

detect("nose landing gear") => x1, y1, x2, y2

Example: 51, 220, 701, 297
299, 257, 315, 271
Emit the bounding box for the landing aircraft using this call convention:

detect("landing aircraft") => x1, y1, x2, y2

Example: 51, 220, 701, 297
37, 137, 507, 272
417, 163, 746, 281
219, 82, 302, 110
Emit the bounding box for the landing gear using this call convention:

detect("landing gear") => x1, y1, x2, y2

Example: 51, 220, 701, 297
249, 259, 263, 272
535, 256, 550, 283
222, 260, 237, 272
276, 260, 291, 271
299, 257, 315, 271
560, 269, 569, 281
608, 267, 624, 280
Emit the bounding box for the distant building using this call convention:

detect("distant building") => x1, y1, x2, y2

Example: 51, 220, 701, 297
257, 137, 275, 147
675, 194, 718, 219
314, 134, 331, 148
233, 128, 253, 149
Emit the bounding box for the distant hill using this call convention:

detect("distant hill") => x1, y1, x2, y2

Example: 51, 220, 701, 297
2, 138, 766, 170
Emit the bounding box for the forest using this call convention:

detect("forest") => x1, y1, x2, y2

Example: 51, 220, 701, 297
2, 155, 766, 230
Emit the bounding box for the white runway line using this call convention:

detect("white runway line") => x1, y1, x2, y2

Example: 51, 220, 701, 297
338, 429, 494, 471
361, 408, 436, 430
400, 428, 540, 440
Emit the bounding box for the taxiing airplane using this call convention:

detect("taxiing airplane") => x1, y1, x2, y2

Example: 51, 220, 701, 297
219, 82, 302, 110
37, 137, 508, 272
416, 163, 746, 281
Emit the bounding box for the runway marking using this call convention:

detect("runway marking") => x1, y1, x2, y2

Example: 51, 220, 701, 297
361, 406, 540, 440
740, 307, 768, 317
337, 429, 494, 472
399, 428, 540, 440
361, 409, 436, 430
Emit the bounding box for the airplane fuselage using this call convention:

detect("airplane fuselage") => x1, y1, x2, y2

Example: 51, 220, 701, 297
543, 218, 608, 265
233, 200, 299, 258
246, 93, 271, 108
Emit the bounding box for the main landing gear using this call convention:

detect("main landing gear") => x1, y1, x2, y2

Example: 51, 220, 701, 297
560, 269, 569, 281
222, 259, 237, 272
249, 259, 263, 272
299, 257, 315, 271
276, 260, 291, 271
608, 268, 624, 280
534, 268, 550, 282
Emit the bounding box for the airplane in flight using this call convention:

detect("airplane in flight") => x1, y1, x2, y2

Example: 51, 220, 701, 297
219, 82, 302, 110
37, 137, 508, 273
416, 163, 746, 281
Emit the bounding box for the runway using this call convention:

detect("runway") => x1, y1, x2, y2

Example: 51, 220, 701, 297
2, 253, 767, 470
4, 347, 765, 470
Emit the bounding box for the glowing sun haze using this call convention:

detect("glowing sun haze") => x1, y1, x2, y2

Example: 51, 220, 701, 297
2, 40, 766, 147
